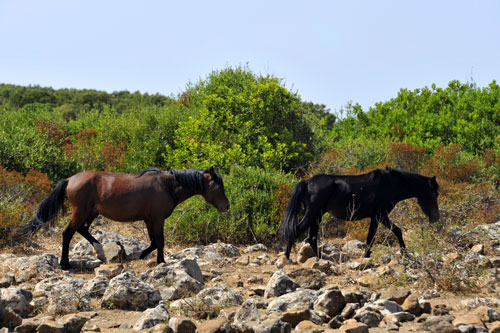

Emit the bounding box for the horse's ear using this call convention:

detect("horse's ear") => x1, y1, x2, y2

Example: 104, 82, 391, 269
209, 166, 215, 176
430, 176, 439, 191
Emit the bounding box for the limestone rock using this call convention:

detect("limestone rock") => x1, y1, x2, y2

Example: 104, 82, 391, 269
313, 288, 346, 318
288, 268, 326, 290
133, 302, 170, 330
264, 270, 299, 298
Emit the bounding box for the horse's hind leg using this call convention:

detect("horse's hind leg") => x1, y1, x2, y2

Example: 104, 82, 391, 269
61, 208, 89, 269
298, 207, 322, 258
77, 211, 106, 262
139, 220, 157, 260
380, 214, 406, 255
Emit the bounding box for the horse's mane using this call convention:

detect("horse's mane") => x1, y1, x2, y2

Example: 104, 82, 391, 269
385, 167, 439, 191
170, 169, 206, 192
136, 167, 163, 177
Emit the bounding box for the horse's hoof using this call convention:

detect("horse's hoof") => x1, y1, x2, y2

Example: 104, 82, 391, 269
364, 251, 372, 258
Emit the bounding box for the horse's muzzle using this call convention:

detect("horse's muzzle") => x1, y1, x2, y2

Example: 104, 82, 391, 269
218, 204, 230, 213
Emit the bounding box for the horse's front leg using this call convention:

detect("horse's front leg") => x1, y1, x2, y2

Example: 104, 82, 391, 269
306, 218, 321, 259
140, 219, 158, 260
364, 216, 379, 258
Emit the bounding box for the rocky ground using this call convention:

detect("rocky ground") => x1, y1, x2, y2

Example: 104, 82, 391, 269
1, 220, 500, 333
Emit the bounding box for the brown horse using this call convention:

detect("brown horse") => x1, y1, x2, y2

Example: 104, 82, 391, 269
14, 167, 229, 269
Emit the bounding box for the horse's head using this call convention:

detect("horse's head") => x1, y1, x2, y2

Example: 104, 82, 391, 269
202, 167, 230, 213
417, 176, 440, 223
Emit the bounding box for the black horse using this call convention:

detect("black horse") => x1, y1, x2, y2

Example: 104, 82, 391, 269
280, 168, 439, 259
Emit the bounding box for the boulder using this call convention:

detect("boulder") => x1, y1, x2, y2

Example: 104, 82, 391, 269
264, 270, 299, 298
267, 289, 320, 313
339, 321, 369, 333
133, 302, 170, 330
0, 286, 33, 317
313, 288, 346, 317
380, 286, 410, 305
401, 294, 422, 316
297, 243, 316, 263
280, 305, 311, 327
353, 308, 383, 328
101, 270, 161, 311
243, 244, 268, 253
288, 268, 326, 290
168, 316, 197, 333
32, 276, 90, 315
0, 253, 59, 283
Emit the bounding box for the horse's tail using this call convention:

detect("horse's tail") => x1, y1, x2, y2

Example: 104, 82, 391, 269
280, 180, 308, 246
13, 179, 68, 241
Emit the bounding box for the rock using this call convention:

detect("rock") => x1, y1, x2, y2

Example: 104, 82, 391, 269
340, 303, 360, 320
264, 270, 299, 298
102, 270, 161, 311
141, 261, 204, 301
474, 306, 500, 322
452, 314, 486, 328
168, 316, 197, 333
102, 241, 127, 263
247, 276, 264, 284
421, 315, 460, 333
401, 294, 422, 316
471, 243, 485, 255
32, 276, 90, 315
84, 276, 109, 298
0, 286, 33, 317
373, 299, 403, 314
243, 244, 268, 253
0, 253, 59, 283
384, 311, 416, 324
13, 317, 40, 333
297, 243, 316, 263
205, 242, 240, 258
280, 305, 311, 327
294, 320, 323, 332
288, 268, 326, 290
256, 315, 292, 333
148, 323, 173, 333
464, 252, 492, 268
313, 288, 346, 317
322, 251, 350, 264
133, 302, 170, 330
303, 258, 332, 273
60, 314, 90, 333
71, 229, 149, 261
94, 263, 124, 279
342, 240, 366, 253
197, 317, 229, 333
236, 255, 250, 266
267, 289, 319, 313
420, 299, 432, 314
490, 321, 500, 333
37, 317, 65, 333
0, 272, 15, 288
339, 321, 369, 333
432, 304, 451, 316
342, 291, 366, 304
380, 286, 410, 305
353, 308, 383, 328
234, 298, 260, 323
3, 308, 22, 329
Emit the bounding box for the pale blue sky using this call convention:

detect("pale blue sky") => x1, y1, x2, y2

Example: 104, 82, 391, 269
1, 1, 499, 112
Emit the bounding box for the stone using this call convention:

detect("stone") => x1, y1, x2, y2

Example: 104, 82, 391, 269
101, 270, 161, 311
294, 320, 323, 332
103, 241, 127, 263
297, 243, 316, 263
471, 243, 485, 255
384, 311, 416, 324
60, 314, 90, 333
234, 298, 260, 323
236, 255, 250, 265
0, 272, 15, 288
452, 314, 486, 328
421, 315, 460, 333
380, 286, 410, 305
342, 240, 366, 253
401, 294, 422, 316
303, 258, 332, 273
357, 274, 378, 287
133, 302, 170, 330
13, 317, 40, 333
288, 268, 326, 290
0, 253, 59, 283
339, 321, 369, 333
247, 276, 264, 284
205, 242, 240, 258
313, 288, 346, 317
267, 289, 320, 313
342, 291, 366, 304
168, 316, 197, 333
340, 303, 360, 320
490, 321, 500, 333
0, 286, 33, 317
280, 305, 311, 327
84, 277, 109, 298
94, 263, 124, 279
373, 299, 403, 314
197, 317, 228, 333
3, 308, 22, 329
473, 305, 500, 322
256, 315, 292, 333
243, 243, 268, 253
264, 270, 299, 298
37, 317, 65, 333
420, 299, 432, 314
353, 308, 383, 328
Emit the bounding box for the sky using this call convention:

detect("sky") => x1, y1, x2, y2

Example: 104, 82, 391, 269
1, 1, 499, 112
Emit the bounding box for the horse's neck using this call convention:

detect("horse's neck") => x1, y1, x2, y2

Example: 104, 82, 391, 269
390, 176, 422, 203
173, 186, 202, 204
